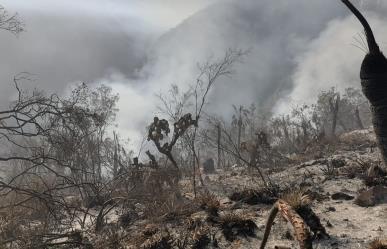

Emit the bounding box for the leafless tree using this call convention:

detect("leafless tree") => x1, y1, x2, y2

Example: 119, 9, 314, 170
0, 5, 24, 35
329, 93, 340, 136
147, 114, 197, 171
188, 49, 246, 192
201, 116, 273, 187
0, 81, 137, 247
153, 49, 246, 195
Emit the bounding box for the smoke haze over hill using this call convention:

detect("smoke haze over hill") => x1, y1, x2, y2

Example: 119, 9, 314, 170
1, 0, 387, 149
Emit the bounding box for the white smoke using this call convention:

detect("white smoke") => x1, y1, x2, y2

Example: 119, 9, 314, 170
3, 0, 387, 151
276, 11, 387, 113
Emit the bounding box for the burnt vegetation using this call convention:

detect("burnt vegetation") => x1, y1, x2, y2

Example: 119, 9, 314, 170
1, 1, 387, 249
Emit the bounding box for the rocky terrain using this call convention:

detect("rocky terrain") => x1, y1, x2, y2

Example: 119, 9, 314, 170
77, 128, 387, 249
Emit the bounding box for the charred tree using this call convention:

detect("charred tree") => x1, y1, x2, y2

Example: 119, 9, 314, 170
217, 123, 222, 169
329, 94, 340, 136
147, 114, 197, 170
354, 107, 364, 129
260, 199, 313, 249
237, 106, 243, 154
341, 0, 387, 166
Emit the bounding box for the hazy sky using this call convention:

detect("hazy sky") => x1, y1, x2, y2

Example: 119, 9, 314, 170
0, 0, 219, 149
0, 0, 217, 96
4, 0, 217, 29
1, 0, 387, 151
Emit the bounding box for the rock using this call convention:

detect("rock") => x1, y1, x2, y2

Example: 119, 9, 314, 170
338, 128, 376, 144
331, 192, 354, 201
354, 185, 387, 207
326, 206, 336, 212
203, 158, 216, 174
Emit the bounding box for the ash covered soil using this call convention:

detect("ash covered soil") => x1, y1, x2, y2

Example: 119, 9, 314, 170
91, 129, 387, 249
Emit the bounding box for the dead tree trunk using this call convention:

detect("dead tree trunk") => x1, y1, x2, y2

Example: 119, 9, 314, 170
281, 116, 291, 151
260, 199, 313, 249
237, 106, 243, 165
338, 118, 348, 132
196, 148, 205, 186
113, 132, 119, 178
329, 94, 340, 137
341, 0, 387, 166
217, 123, 222, 169
354, 107, 364, 129
301, 120, 309, 146
192, 150, 197, 197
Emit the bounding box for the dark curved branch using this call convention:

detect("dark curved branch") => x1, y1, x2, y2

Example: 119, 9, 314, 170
341, 0, 380, 54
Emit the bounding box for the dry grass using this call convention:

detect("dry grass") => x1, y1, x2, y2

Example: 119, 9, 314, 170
196, 191, 220, 216
280, 190, 329, 239
140, 231, 172, 249
281, 190, 312, 210
218, 212, 257, 242
143, 191, 198, 223
185, 216, 204, 231
229, 187, 278, 205
127, 226, 172, 249
192, 225, 211, 249
369, 239, 387, 249
320, 161, 339, 179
